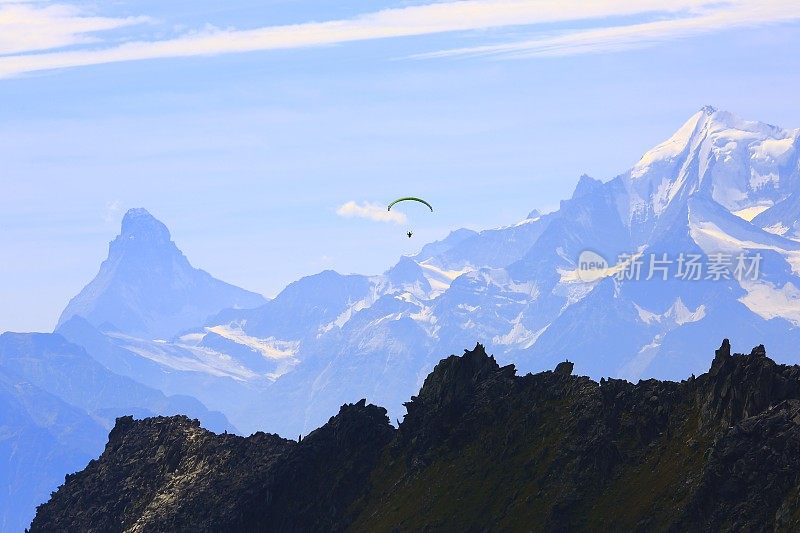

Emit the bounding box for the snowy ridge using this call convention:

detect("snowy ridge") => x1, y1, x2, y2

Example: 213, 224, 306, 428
112, 333, 260, 381
206, 325, 299, 360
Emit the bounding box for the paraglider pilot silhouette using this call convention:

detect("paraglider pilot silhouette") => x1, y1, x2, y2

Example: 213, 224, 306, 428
388, 197, 432, 239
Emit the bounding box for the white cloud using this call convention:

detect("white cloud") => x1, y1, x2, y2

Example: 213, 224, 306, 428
0, 0, 797, 77
336, 201, 407, 224
415, 0, 800, 59
0, 2, 149, 56
104, 200, 122, 223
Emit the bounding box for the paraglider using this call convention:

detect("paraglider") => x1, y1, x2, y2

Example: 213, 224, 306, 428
387, 197, 433, 212
388, 197, 432, 239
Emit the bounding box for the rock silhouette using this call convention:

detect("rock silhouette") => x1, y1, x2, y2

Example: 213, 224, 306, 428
31, 341, 800, 532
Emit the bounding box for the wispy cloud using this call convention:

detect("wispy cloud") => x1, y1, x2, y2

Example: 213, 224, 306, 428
415, 0, 800, 59
0, 2, 149, 56
0, 0, 797, 78
336, 201, 407, 224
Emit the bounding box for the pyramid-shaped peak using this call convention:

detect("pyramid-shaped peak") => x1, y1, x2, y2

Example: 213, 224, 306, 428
57, 207, 265, 338
120, 208, 171, 242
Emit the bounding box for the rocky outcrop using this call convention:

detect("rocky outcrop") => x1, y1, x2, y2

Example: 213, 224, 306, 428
696, 340, 800, 430
31, 341, 800, 532
30, 402, 393, 532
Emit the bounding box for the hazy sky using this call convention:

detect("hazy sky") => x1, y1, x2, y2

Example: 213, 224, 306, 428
2, 0, 800, 332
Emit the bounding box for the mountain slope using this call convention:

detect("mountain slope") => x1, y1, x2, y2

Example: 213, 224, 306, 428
57, 208, 266, 339
0, 368, 106, 532
0, 332, 233, 433
753, 190, 800, 239
30, 342, 800, 532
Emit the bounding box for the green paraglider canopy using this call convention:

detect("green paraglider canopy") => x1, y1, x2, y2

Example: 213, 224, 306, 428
387, 197, 433, 212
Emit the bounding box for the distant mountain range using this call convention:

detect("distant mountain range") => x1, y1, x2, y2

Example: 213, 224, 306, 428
0, 364, 105, 533
56, 106, 797, 435
29, 342, 800, 532
3, 106, 800, 529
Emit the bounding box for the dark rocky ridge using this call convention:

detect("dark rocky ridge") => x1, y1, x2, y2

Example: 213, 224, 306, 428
31, 341, 800, 532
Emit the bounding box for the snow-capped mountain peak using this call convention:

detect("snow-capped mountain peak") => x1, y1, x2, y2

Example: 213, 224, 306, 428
630, 107, 710, 180
619, 107, 799, 239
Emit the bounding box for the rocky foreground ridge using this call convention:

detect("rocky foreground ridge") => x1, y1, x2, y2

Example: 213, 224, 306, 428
30, 341, 800, 532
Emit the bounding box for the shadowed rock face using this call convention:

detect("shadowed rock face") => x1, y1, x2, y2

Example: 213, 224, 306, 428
31, 341, 800, 532
29, 399, 393, 533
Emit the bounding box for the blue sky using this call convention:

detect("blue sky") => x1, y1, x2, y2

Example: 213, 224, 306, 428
2, 0, 800, 332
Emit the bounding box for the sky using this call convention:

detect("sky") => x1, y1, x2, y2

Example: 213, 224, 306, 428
1, 0, 800, 333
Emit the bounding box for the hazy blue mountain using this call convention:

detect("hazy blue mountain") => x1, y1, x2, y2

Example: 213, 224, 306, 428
242, 270, 373, 340
0, 367, 106, 532
57, 208, 266, 339
56, 316, 270, 435
0, 332, 234, 432
413, 228, 478, 262
416, 209, 556, 270
0, 330, 236, 529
